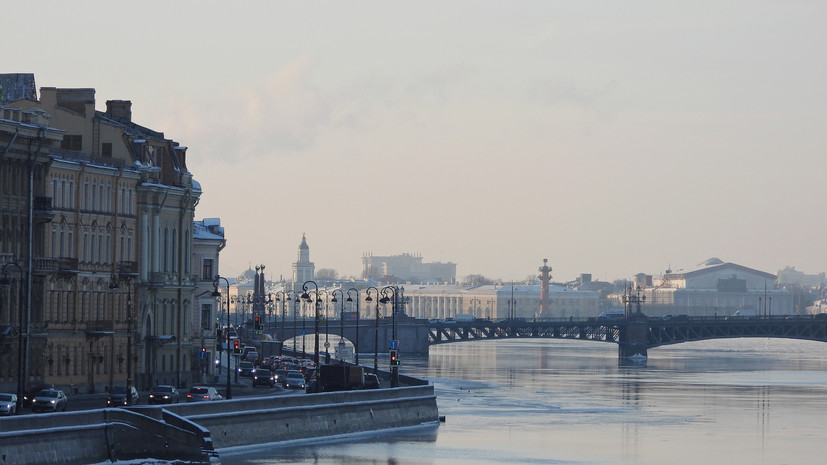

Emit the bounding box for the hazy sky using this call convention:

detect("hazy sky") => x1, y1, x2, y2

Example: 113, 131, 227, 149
5, 1, 826, 283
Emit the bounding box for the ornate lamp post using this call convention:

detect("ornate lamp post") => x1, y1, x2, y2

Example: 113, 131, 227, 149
211, 275, 232, 400
1, 262, 25, 415
321, 290, 330, 363
346, 288, 360, 366
293, 292, 300, 354
331, 289, 345, 364
300, 281, 321, 367
108, 272, 134, 405
275, 290, 293, 346
380, 285, 401, 387
365, 286, 380, 374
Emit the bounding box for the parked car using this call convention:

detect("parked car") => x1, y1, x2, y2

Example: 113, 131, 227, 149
148, 385, 180, 404
107, 385, 139, 407
186, 386, 223, 402
252, 368, 276, 387
31, 389, 68, 412
22, 383, 54, 407
238, 361, 255, 377
363, 373, 381, 389
0, 393, 17, 415
284, 371, 306, 390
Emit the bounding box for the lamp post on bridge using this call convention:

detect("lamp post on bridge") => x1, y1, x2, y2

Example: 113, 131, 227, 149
331, 289, 346, 364
300, 280, 322, 368
365, 286, 380, 374
211, 275, 232, 400
380, 285, 401, 388
346, 288, 360, 366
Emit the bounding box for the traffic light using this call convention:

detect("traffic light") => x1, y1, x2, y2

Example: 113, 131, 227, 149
254, 315, 262, 331
233, 339, 242, 355
389, 350, 400, 366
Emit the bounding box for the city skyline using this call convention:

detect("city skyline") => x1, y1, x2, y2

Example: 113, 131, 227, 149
6, 1, 826, 283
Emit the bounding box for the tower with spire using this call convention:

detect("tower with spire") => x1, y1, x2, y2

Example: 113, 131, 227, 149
292, 233, 315, 291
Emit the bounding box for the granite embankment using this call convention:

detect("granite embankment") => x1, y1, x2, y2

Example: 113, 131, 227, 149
0, 383, 439, 465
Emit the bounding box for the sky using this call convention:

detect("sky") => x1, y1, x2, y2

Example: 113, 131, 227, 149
4, 1, 827, 284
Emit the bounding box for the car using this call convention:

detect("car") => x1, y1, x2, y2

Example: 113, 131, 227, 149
238, 361, 255, 377
363, 373, 381, 389
148, 385, 180, 404
284, 371, 306, 390
0, 393, 18, 415
186, 386, 223, 402
252, 368, 276, 387
31, 389, 68, 412
107, 385, 139, 407
274, 369, 290, 387
22, 383, 54, 407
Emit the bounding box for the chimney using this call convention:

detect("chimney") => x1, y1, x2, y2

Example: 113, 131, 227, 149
106, 100, 132, 122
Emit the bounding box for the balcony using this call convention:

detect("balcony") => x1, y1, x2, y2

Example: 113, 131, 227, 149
33, 196, 55, 223
31, 257, 79, 275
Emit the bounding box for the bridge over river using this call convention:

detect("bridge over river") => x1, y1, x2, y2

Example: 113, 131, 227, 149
271, 314, 827, 359
426, 315, 827, 358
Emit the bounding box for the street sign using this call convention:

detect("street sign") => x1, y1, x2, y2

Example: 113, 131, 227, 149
324, 341, 330, 349
198, 350, 206, 359
389, 339, 399, 350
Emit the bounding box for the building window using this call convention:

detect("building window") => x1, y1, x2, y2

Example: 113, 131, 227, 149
102, 143, 112, 158
202, 259, 213, 281
201, 304, 212, 330
61, 135, 82, 151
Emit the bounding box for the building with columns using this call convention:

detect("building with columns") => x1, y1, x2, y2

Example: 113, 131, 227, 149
0, 74, 206, 394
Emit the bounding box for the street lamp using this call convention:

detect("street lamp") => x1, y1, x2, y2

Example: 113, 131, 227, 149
365, 286, 379, 374
331, 289, 345, 364
293, 292, 300, 354
321, 290, 330, 363
275, 290, 293, 346
300, 280, 321, 367
1, 262, 25, 415
380, 285, 400, 387
346, 288, 360, 366
108, 272, 134, 405
211, 275, 232, 400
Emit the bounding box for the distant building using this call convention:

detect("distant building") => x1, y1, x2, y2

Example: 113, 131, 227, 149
404, 283, 599, 320
292, 234, 314, 291
777, 266, 827, 289
361, 252, 456, 284
636, 258, 793, 316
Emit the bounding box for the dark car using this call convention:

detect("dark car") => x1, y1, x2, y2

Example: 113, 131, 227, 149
22, 383, 54, 407
107, 385, 139, 407
274, 369, 290, 387
252, 368, 276, 387
363, 373, 381, 389
148, 385, 180, 404
238, 361, 255, 377
31, 389, 68, 413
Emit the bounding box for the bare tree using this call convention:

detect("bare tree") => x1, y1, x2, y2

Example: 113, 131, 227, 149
465, 274, 493, 286
315, 268, 339, 280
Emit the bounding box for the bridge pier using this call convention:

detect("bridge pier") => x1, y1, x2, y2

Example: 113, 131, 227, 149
619, 321, 649, 359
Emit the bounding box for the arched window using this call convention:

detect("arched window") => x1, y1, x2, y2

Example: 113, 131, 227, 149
172, 228, 178, 272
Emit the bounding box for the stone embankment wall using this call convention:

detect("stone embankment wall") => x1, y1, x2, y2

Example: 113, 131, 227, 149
168, 385, 439, 449
0, 384, 439, 464
0, 408, 207, 465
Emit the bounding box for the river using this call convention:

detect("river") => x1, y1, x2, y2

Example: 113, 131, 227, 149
208, 337, 827, 464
